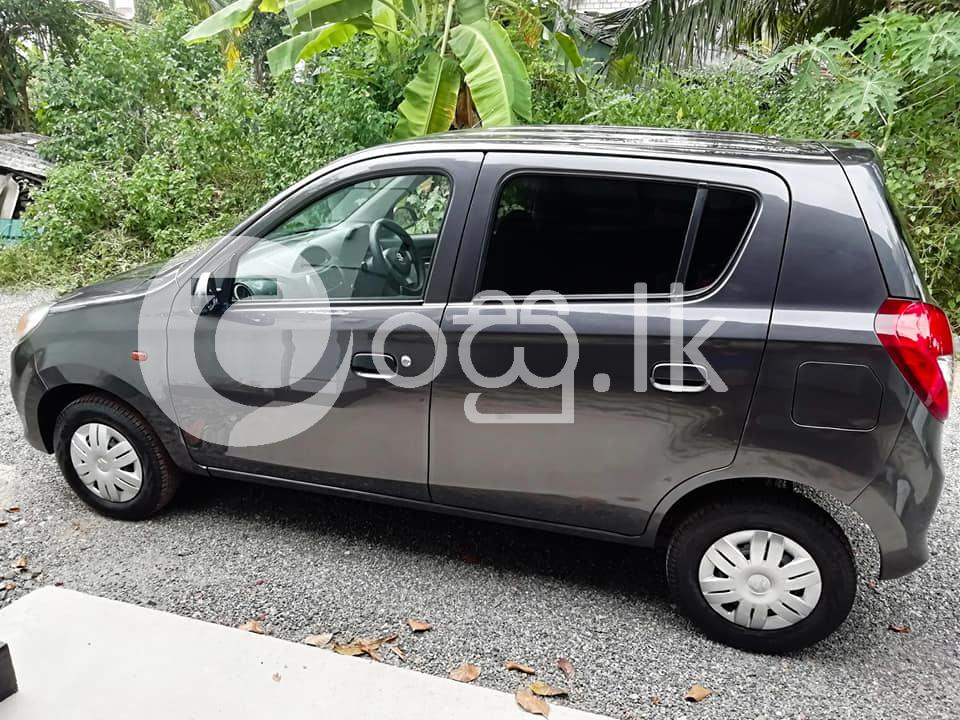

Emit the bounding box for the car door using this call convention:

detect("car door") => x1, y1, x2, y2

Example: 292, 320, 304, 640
428, 152, 789, 534
165, 151, 482, 500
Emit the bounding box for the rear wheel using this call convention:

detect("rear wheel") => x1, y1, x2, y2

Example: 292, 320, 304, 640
666, 492, 856, 653
53, 394, 180, 520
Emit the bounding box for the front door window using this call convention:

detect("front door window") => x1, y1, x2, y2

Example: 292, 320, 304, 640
233, 173, 451, 302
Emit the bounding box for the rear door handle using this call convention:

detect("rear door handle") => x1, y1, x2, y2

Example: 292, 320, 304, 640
650, 362, 709, 392
351, 352, 397, 380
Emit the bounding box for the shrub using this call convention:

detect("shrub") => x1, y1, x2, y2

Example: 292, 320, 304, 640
534, 66, 776, 133
765, 11, 960, 318
4, 7, 392, 290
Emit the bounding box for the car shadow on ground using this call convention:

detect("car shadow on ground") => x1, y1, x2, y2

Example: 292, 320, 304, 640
166, 474, 898, 662
173, 473, 671, 606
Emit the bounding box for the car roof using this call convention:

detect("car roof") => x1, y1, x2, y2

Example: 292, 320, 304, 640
382, 125, 836, 164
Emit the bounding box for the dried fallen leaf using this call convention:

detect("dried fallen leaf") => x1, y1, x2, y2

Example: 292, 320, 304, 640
449, 663, 481, 683
358, 633, 398, 648
332, 643, 366, 657
529, 681, 569, 697
238, 620, 265, 634
685, 684, 713, 703
516, 688, 550, 716
407, 618, 433, 632
556, 657, 575, 680
3, 582, 14, 591
650, 696, 662, 706
14, 556, 27, 570
303, 633, 334, 647
363, 645, 384, 662
388, 645, 407, 663
6, 506, 19, 513
888, 623, 912, 634
504, 660, 537, 675
272, 672, 281, 682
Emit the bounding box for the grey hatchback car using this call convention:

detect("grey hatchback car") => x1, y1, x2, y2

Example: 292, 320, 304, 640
11, 127, 952, 653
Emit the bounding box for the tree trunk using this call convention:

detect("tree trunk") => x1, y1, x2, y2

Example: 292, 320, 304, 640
0, 33, 34, 133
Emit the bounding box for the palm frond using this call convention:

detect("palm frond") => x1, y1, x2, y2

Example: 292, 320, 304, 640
596, 0, 885, 69
783, 0, 884, 46
595, 0, 754, 68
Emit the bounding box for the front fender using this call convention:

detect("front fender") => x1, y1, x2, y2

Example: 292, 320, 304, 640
34, 363, 202, 475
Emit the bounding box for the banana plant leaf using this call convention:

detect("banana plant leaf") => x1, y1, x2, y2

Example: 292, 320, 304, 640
554, 30, 584, 68
455, 0, 487, 24
286, 0, 373, 28
394, 52, 462, 139
182, 0, 259, 43
449, 19, 531, 126
266, 21, 360, 74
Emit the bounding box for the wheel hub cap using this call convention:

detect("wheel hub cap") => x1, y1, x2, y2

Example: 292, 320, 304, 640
747, 574, 771, 594
69, 423, 143, 503
698, 529, 823, 630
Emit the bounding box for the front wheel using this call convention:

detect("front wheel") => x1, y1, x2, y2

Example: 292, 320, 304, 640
666, 492, 856, 653
53, 394, 181, 520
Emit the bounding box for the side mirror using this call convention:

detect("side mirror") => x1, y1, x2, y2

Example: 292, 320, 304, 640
190, 271, 221, 315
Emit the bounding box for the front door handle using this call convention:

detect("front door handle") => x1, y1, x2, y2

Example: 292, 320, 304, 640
351, 352, 397, 380
650, 362, 709, 392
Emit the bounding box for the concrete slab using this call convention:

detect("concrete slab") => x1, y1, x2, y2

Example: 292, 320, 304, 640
0, 587, 612, 719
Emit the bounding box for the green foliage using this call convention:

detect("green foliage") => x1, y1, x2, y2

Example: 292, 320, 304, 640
0, 0, 112, 131
0, 8, 391, 290
236, 9, 289, 83
393, 51, 460, 138
531, 64, 774, 133
449, 19, 531, 125
182, 0, 259, 43
34, 12, 223, 165
266, 19, 359, 74
762, 11, 960, 316
285, 0, 373, 31
184, 0, 575, 138
456, 0, 488, 24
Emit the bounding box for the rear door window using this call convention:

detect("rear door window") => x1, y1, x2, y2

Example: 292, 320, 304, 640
478, 173, 756, 297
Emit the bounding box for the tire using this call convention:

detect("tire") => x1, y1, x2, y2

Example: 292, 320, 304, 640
53, 393, 180, 520
665, 491, 856, 653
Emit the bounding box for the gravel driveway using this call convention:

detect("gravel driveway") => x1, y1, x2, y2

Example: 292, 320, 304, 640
1, 289, 958, 719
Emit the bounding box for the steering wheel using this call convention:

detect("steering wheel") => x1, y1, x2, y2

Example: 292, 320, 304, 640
367, 218, 426, 295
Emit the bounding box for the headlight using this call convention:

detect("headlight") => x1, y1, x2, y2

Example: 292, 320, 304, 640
16, 303, 51, 342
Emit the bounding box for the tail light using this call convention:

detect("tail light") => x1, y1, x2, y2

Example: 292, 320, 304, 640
875, 298, 954, 421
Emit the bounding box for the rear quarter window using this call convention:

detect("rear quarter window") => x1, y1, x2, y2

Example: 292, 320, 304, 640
686, 188, 757, 291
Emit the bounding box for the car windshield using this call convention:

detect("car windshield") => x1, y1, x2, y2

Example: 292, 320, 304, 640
270, 177, 394, 238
